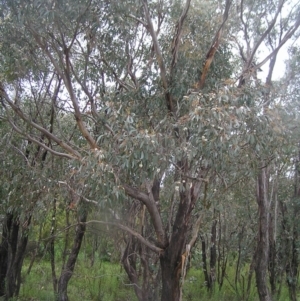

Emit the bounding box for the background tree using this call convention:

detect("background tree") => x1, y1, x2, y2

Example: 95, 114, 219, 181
1, 1, 300, 301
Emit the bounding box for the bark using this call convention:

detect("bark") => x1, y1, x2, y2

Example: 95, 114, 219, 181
160, 254, 181, 301
235, 226, 244, 294
277, 198, 288, 297
122, 238, 143, 301
210, 215, 217, 290
286, 237, 298, 301
26, 224, 43, 275
122, 201, 160, 301
0, 213, 13, 296
61, 209, 70, 270
160, 180, 197, 301
57, 208, 87, 301
246, 250, 256, 300
50, 198, 58, 294
254, 167, 272, 301
123, 157, 203, 301
286, 147, 300, 301
122, 237, 159, 301
200, 216, 218, 293
217, 211, 227, 290
5, 217, 19, 299
196, 0, 232, 89
268, 228, 276, 296
268, 172, 278, 296
4, 214, 31, 299
201, 235, 210, 290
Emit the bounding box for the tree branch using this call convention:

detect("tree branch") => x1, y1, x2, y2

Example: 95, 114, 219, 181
170, 0, 191, 72
128, 13, 147, 26
196, 0, 232, 89
85, 220, 163, 253
188, 214, 203, 248
245, 0, 285, 71
64, 48, 98, 149
255, 14, 300, 71
123, 183, 167, 247
7, 117, 75, 160
0, 83, 81, 159
142, 0, 174, 113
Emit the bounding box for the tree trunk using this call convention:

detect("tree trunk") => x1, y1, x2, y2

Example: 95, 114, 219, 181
5, 216, 19, 299
160, 181, 195, 301
27, 224, 43, 275
286, 237, 298, 301
160, 251, 181, 301
5, 214, 31, 299
286, 146, 300, 301
50, 198, 58, 294
122, 201, 161, 301
61, 208, 70, 270
246, 251, 256, 300
210, 215, 217, 290
200, 235, 211, 290
57, 207, 87, 301
255, 167, 272, 301
124, 162, 202, 301
0, 213, 13, 297
123, 237, 159, 301
268, 238, 276, 296
217, 211, 227, 290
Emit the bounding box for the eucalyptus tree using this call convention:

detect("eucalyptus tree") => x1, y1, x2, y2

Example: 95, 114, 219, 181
273, 47, 300, 301
0, 116, 53, 299
1, 0, 300, 301
228, 1, 300, 300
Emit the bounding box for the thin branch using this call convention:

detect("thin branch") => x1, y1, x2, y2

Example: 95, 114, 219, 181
68, 60, 115, 136
245, 0, 285, 71
142, 0, 173, 113
64, 48, 98, 149
123, 184, 151, 205
0, 83, 81, 159
255, 14, 300, 70
196, 0, 232, 89
7, 118, 75, 160
27, 21, 98, 150
85, 220, 163, 253
57, 181, 98, 205
123, 183, 167, 247
240, 0, 251, 57
128, 13, 147, 26
9, 143, 31, 166
170, 0, 191, 72
101, 58, 134, 90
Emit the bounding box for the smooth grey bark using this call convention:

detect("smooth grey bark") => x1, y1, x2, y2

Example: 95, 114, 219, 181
255, 167, 272, 301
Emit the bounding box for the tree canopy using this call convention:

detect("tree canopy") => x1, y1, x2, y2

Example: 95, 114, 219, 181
1, 0, 300, 301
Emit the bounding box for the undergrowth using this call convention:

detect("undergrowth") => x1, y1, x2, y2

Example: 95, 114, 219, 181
13, 256, 298, 301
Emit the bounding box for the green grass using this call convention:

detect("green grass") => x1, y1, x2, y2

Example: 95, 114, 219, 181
182, 266, 297, 301
19, 255, 137, 301
15, 257, 299, 301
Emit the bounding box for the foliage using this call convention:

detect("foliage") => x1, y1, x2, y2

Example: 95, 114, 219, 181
1, 0, 300, 301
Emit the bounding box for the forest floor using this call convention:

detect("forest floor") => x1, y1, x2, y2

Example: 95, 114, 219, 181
13, 255, 295, 301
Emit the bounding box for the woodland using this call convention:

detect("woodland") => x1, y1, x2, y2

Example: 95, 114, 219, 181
1, 0, 300, 301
